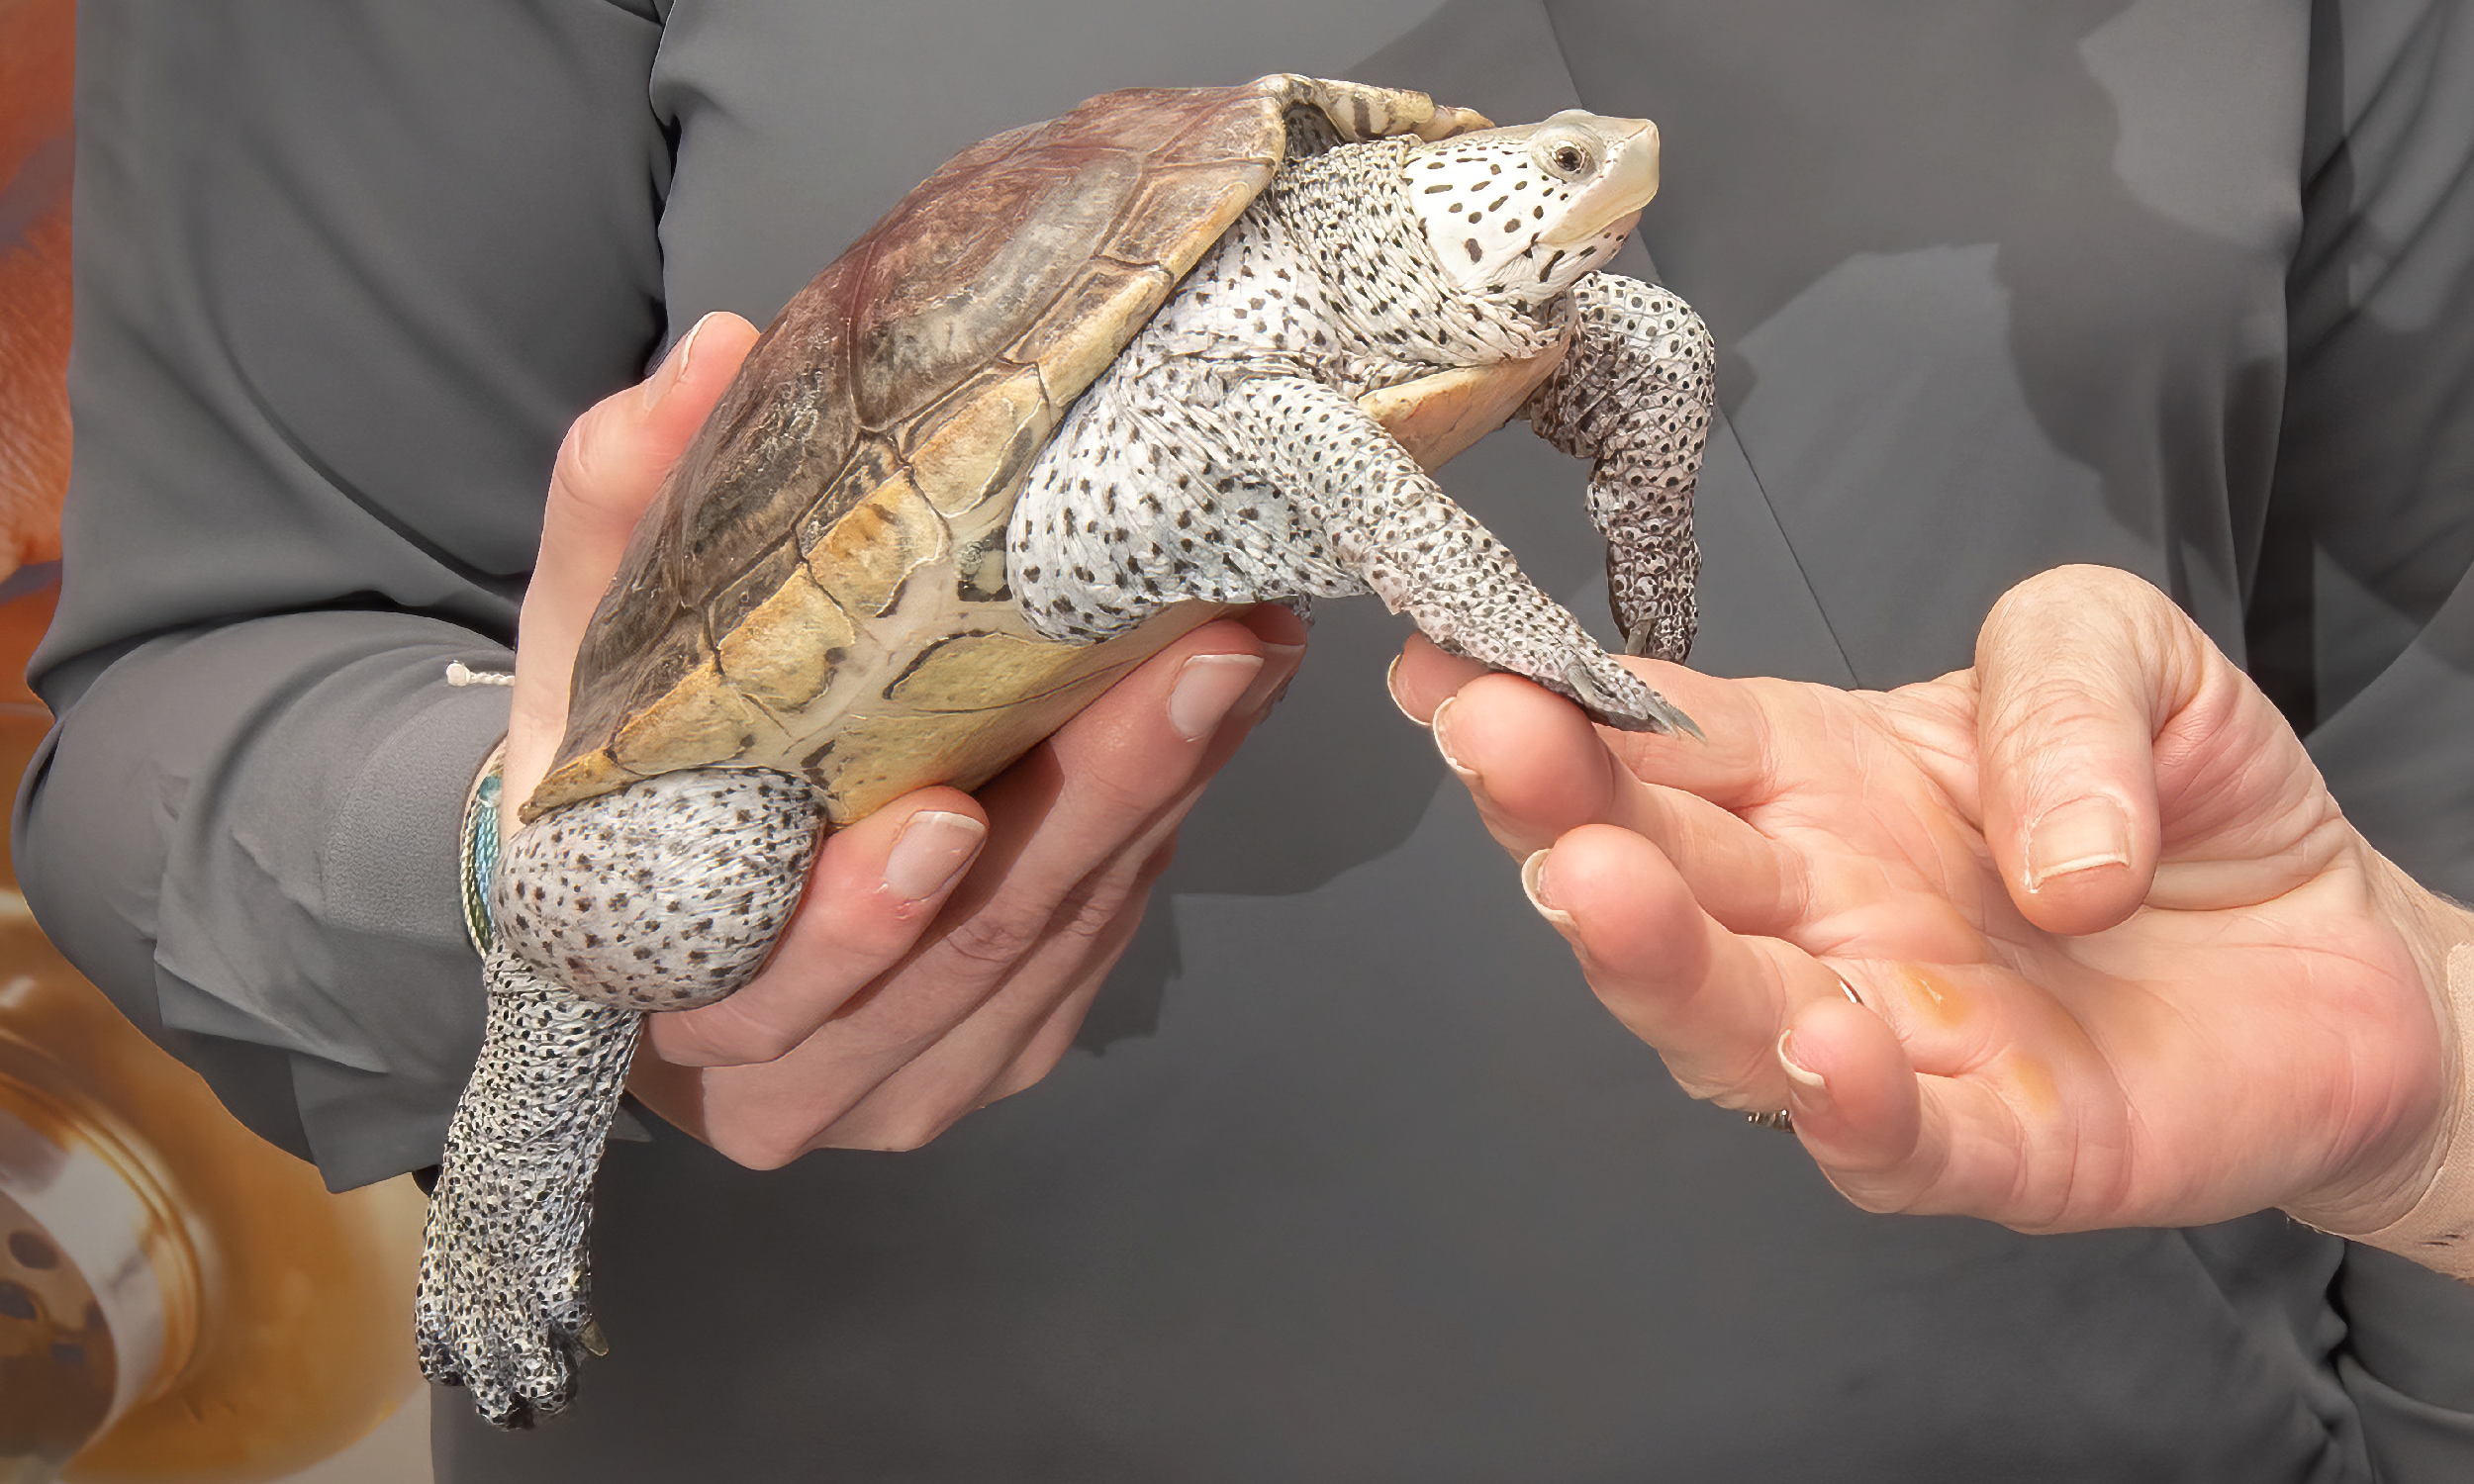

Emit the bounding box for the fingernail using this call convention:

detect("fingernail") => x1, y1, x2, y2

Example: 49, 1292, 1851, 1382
1430, 696, 1480, 785
1242, 642, 1306, 721
883, 810, 985, 902
2024, 795, 2132, 893
1519, 848, 1576, 930
1384, 654, 1428, 729
640, 313, 716, 411
1778, 1029, 1829, 1095
1168, 653, 1265, 740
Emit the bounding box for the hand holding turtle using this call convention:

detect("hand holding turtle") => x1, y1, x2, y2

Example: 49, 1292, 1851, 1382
507, 313, 1298, 1165
1392, 564, 2474, 1256
423, 76, 1715, 1424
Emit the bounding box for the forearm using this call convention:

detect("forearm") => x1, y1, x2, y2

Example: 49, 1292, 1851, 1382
36, 2, 673, 1183
17, 612, 511, 1187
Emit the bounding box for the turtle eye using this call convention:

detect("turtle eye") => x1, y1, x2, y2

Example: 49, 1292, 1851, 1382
1535, 132, 1598, 180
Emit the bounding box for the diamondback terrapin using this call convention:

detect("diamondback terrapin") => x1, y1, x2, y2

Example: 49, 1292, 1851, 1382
419, 73, 1716, 1426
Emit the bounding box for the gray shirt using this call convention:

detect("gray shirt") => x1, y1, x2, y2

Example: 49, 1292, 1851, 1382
22, 1, 2474, 1478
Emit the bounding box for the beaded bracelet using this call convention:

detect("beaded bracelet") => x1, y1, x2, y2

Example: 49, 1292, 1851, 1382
458, 739, 507, 957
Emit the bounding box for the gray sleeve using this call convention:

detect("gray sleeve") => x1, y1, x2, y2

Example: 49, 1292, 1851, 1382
12, 0, 672, 1189
2254, 1, 2474, 1471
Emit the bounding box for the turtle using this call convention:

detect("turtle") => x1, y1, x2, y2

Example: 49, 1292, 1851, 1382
416, 73, 1718, 1426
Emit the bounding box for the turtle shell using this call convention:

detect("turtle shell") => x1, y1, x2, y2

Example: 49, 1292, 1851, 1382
527, 75, 1503, 826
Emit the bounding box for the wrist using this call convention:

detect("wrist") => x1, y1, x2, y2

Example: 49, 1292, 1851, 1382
2289, 859, 2474, 1272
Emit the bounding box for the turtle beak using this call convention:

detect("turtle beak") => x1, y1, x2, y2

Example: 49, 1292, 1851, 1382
1540, 115, 1662, 247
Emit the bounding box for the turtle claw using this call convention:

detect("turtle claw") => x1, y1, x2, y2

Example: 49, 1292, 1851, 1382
415, 1139, 596, 1427
416, 1229, 584, 1427
415, 952, 643, 1429
1561, 656, 1700, 739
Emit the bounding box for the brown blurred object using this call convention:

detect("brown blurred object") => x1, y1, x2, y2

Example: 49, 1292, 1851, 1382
3, 12, 429, 1476
0, 0, 75, 585
2, 578, 428, 1484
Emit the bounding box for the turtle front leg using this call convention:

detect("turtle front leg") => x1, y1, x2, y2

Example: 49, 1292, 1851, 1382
1225, 375, 1696, 735
417, 767, 824, 1426
1524, 273, 1716, 661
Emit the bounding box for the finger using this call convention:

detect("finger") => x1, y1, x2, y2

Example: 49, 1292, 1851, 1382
680, 641, 1264, 1162
1431, 672, 1618, 853
1774, 994, 1935, 1204
1405, 637, 1803, 817
1527, 823, 1848, 1112
705, 783, 1186, 1159
927, 616, 1303, 1109
1387, 631, 1490, 724
813, 838, 1177, 1152
815, 613, 1276, 1051
505, 312, 764, 805
1780, 990, 2144, 1232
634, 611, 1299, 1162
975, 951, 1121, 1104
643, 787, 991, 1067
1974, 566, 2186, 935
1432, 671, 1807, 934
945, 613, 1283, 922
700, 618, 1285, 1103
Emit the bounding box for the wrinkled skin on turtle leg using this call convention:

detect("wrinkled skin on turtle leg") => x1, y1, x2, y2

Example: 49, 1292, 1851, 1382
1222, 374, 1697, 736
1525, 273, 1718, 663
416, 767, 823, 1425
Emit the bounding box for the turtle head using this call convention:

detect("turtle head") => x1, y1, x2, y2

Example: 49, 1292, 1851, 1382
1402, 111, 1661, 305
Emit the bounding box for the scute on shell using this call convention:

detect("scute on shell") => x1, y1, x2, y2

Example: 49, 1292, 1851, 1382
528, 75, 1493, 824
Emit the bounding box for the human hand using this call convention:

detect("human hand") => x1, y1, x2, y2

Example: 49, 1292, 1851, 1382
506, 313, 1299, 1164
1390, 564, 2474, 1239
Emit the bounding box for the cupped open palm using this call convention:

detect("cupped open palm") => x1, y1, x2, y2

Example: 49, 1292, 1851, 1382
1395, 565, 2462, 1238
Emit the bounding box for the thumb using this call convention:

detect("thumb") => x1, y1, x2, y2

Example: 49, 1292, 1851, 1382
507, 311, 764, 806
1973, 566, 2197, 935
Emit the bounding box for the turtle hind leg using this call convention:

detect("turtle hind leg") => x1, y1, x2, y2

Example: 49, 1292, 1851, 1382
1525, 272, 1717, 663
417, 950, 640, 1426
419, 768, 825, 1426
1223, 374, 1698, 736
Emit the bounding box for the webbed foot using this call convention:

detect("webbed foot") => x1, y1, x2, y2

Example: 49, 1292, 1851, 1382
415, 953, 642, 1427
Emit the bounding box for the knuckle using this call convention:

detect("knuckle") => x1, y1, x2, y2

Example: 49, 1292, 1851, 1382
934, 899, 1054, 970
544, 402, 648, 529
935, 874, 1139, 971
1131, 835, 1180, 889
866, 1116, 949, 1153
1068, 756, 1181, 821
819, 1105, 961, 1154
656, 1002, 802, 1068
1829, 1171, 1921, 1216
704, 1119, 808, 1171
984, 1044, 1070, 1104
547, 417, 607, 503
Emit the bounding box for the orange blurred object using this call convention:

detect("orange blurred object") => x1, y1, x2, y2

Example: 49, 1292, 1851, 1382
0, 585, 429, 1484
0, 0, 74, 584
0, 5, 436, 1462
